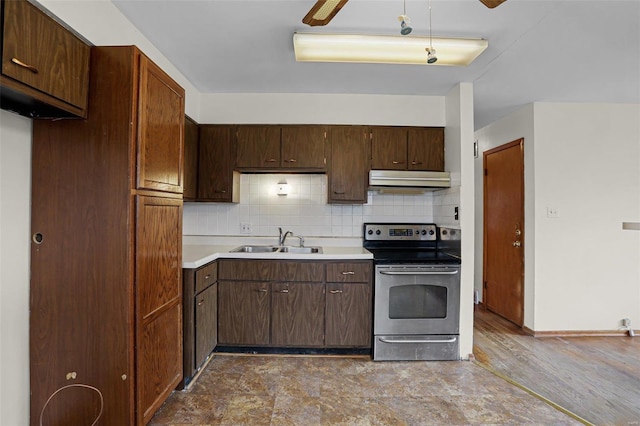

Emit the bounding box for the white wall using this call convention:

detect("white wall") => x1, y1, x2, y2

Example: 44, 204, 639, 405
0, 111, 32, 426
444, 83, 475, 359
475, 103, 640, 332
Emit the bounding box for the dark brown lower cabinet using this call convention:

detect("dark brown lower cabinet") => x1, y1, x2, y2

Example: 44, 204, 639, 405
271, 283, 325, 346
195, 283, 218, 365
326, 283, 372, 347
218, 281, 271, 345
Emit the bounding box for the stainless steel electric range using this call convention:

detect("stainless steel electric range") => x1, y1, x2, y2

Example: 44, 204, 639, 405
363, 223, 462, 361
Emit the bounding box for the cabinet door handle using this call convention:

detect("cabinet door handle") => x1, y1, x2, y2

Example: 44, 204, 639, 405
284, 158, 297, 163
341, 271, 355, 275
197, 298, 205, 306
214, 190, 227, 193
329, 289, 343, 294
255, 288, 268, 293
411, 161, 423, 165
265, 158, 277, 163
11, 58, 39, 74
278, 289, 289, 293
333, 190, 345, 194
392, 160, 404, 165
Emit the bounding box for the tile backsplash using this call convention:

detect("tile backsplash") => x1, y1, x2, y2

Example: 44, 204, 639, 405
183, 174, 459, 237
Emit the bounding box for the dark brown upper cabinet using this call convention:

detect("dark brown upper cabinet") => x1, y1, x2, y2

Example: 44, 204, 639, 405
183, 116, 199, 201
1, 0, 90, 118
136, 55, 185, 194
198, 125, 240, 203
236, 125, 326, 171
327, 126, 370, 204
371, 126, 445, 172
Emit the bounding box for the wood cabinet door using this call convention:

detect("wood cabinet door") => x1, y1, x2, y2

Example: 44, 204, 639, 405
218, 281, 271, 345
183, 116, 199, 200
236, 125, 281, 169
327, 126, 370, 204
271, 283, 325, 347
281, 125, 326, 169
137, 54, 185, 193
325, 283, 372, 347
195, 283, 217, 368
407, 127, 445, 171
371, 127, 407, 170
1, 0, 90, 115
135, 195, 183, 425
198, 125, 239, 202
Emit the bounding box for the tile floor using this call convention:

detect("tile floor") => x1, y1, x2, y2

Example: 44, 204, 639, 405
150, 354, 580, 425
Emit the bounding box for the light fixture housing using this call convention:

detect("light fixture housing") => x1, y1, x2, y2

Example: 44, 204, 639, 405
293, 33, 488, 66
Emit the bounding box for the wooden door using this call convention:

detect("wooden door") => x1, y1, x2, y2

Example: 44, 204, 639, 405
236, 125, 281, 169
198, 125, 238, 202
325, 283, 372, 347
371, 127, 407, 170
327, 126, 370, 203
281, 125, 326, 169
137, 54, 185, 193
218, 281, 271, 345
183, 116, 199, 200
135, 195, 183, 425
407, 127, 445, 171
483, 139, 525, 326
195, 283, 217, 368
271, 283, 325, 346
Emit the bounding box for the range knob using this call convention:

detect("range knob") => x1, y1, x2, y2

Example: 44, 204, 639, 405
442, 229, 448, 236
429, 229, 435, 235
367, 229, 373, 235
376, 230, 381, 235
421, 229, 427, 235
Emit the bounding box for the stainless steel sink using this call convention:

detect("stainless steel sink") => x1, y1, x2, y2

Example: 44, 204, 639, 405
279, 246, 323, 254
230, 245, 280, 253
229, 245, 323, 254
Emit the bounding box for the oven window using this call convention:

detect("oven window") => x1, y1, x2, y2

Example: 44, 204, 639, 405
388, 284, 447, 319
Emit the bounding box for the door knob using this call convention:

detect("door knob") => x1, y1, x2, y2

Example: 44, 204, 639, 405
513, 241, 521, 247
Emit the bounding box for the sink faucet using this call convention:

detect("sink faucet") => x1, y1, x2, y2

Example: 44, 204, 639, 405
292, 235, 305, 248
278, 227, 292, 246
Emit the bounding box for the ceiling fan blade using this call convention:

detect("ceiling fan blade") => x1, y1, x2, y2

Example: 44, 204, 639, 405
302, 0, 350, 26
479, 0, 507, 8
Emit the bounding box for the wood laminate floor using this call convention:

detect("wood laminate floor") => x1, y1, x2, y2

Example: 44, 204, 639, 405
473, 306, 640, 426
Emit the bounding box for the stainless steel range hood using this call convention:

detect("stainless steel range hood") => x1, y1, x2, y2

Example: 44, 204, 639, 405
369, 170, 451, 192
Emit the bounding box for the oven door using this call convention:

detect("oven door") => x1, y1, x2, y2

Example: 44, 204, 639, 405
374, 265, 460, 335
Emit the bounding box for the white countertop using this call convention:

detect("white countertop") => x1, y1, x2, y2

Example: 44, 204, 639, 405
182, 236, 372, 269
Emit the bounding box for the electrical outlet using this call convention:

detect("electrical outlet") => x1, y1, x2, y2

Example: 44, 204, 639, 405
546, 206, 559, 218
454, 206, 459, 221
240, 223, 252, 234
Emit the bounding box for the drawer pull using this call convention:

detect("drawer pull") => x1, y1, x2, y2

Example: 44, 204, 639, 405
341, 271, 356, 275
11, 57, 39, 74
329, 289, 343, 294
204, 274, 211, 280
197, 299, 205, 306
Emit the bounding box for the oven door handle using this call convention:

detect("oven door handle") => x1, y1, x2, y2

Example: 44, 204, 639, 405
379, 270, 459, 275
378, 337, 457, 344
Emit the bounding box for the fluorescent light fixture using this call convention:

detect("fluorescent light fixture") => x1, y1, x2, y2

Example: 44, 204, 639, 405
293, 33, 488, 66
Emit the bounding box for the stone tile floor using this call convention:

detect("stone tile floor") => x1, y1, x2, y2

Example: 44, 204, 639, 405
150, 354, 580, 425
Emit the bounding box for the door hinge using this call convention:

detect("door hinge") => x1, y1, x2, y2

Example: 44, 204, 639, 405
483, 281, 487, 289
484, 168, 488, 176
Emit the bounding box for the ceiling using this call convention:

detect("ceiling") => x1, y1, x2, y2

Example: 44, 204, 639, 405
112, 0, 640, 129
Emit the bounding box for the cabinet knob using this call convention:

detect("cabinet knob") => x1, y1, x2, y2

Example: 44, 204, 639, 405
197, 298, 205, 306
204, 274, 211, 280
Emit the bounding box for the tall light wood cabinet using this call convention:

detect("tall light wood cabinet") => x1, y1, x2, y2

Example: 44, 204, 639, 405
30, 46, 184, 426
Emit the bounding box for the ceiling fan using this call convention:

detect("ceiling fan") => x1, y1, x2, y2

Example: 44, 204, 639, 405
303, 0, 507, 26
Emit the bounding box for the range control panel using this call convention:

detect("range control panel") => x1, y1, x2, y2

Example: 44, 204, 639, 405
364, 223, 437, 241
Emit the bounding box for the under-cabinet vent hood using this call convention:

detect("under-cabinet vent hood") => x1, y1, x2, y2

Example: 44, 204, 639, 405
369, 170, 451, 193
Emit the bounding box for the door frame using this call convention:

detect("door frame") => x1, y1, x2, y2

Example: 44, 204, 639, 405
482, 138, 525, 326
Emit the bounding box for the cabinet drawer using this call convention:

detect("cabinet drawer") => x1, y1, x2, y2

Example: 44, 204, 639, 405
219, 260, 324, 282
195, 262, 217, 293
326, 262, 371, 283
